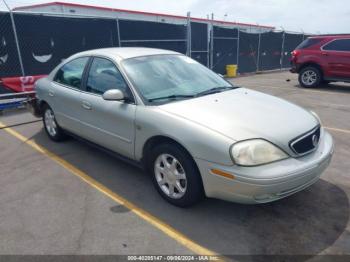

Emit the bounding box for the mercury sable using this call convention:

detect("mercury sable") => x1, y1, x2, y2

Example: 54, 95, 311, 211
31, 48, 334, 207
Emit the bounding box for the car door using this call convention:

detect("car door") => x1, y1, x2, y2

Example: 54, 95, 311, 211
50, 56, 90, 134
322, 39, 350, 78
78, 56, 136, 159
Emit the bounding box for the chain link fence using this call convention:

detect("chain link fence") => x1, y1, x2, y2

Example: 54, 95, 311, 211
0, 8, 309, 94
0, 12, 21, 78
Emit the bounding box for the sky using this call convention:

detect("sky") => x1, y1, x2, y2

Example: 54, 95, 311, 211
1, 0, 349, 34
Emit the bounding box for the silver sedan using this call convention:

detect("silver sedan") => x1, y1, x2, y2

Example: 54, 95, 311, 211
31, 48, 334, 207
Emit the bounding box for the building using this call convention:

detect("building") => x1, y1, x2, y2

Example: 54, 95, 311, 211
13, 2, 274, 33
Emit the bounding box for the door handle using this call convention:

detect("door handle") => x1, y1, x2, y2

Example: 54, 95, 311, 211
321, 52, 329, 56
82, 101, 92, 110
48, 90, 55, 97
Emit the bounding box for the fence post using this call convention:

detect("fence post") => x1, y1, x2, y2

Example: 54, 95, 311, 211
280, 31, 285, 70
256, 31, 261, 72
3, 1, 25, 77
186, 12, 191, 57
116, 17, 121, 47
236, 29, 240, 69
206, 23, 210, 68
210, 13, 214, 69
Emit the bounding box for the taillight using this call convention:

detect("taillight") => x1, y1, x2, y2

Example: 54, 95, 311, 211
291, 50, 300, 58
291, 50, 300, 62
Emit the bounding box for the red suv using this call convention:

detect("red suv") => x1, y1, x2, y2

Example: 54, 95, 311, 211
290, 35, 350, 87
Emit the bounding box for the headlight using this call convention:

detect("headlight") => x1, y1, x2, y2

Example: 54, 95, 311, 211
310, 110, 322, 125
230, 139, 288, 166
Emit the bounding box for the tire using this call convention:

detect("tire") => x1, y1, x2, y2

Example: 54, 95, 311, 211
148, 143, 204, 207
298, 66, 322, 88
42, 104, 66, 142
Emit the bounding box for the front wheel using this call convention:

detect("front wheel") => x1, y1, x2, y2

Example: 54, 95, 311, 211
43, 105, 66, 141
149, 143, 204, 207
298, 66, 322, 88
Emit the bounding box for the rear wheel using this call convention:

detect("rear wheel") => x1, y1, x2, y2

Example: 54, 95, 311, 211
148, 143, 204, 207
298, 66, 322, 88
42, 105, 66, 141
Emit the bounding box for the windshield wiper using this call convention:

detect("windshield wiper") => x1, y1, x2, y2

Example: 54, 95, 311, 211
195, 86, 236, 97
147, 86, 238, 102
148, 94, 195, 102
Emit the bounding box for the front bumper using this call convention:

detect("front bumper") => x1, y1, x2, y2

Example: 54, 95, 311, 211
195, 130, 334, 204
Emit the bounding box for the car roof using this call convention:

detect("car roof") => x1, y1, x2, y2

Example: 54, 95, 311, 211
310, 35, 350, 40
70, 47, 181, 61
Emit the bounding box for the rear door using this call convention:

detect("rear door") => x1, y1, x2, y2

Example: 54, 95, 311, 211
51, 56, 90, 134
322, 39, 350, 78
78, 56, 136, 159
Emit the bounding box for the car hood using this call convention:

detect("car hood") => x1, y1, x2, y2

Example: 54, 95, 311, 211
158, 88, 318, 153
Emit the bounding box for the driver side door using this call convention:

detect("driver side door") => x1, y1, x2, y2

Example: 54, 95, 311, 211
78, 56, 136, 159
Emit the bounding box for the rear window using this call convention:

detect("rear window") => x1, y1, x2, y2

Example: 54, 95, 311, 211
296, 38, 322, 49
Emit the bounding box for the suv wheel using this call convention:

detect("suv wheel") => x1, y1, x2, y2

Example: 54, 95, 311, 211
299, 66, 322, 88
43, 105, 66, 141
148, 143, 204, 207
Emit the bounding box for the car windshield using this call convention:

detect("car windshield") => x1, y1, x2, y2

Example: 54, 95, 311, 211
121, 54, 235, 104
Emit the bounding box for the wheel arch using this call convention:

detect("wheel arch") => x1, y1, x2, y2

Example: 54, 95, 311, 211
142, 135, 205, 200
142, 135, 195, 165
298, 62, 324, 76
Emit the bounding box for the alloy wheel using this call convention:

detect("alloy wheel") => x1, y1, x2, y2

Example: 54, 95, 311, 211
44, 109, 57, 137
301, 70, 317, 86
154, 154, 187, 199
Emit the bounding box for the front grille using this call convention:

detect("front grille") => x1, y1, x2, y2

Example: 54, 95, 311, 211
290, 126, 321, 156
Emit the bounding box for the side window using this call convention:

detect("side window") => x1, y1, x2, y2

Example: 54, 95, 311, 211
54, 57, 89, 89
86, 57, 132, 98
323, 39, 350, 51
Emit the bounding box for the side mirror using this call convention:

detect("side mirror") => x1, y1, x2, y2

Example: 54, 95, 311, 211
102, 89, 124, 101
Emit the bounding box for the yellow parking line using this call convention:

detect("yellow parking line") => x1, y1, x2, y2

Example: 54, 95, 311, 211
325, 126, 350, 134
0, 121, 219, 257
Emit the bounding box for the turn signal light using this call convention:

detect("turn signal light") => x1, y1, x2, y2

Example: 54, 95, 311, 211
211, 169, 235, 180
